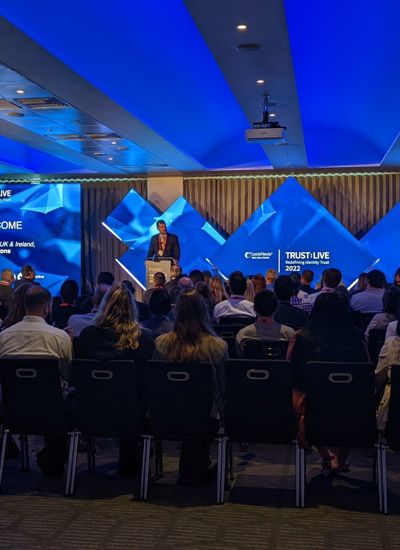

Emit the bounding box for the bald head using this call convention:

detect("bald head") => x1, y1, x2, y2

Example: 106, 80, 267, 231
24, 286, 52, 318
178, 277, 194, 290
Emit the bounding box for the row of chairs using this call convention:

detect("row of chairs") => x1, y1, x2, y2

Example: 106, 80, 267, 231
0, 358, 399, 513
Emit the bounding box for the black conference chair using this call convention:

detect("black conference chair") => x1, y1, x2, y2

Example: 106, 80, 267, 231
241, 339, 289, 360
368, 328, 387, 365
65, 359, 142, 495
352, 311, 376, 332
213, 324, 248, 359
0, 358, 73, 490
141, 360, 226, 503
223, 359, 300, 505
218, 316, 255, 326
379, 364, 400, 514
304, 361, 381, 510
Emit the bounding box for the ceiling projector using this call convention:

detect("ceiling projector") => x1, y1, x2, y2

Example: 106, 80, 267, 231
245, 94, 286, 144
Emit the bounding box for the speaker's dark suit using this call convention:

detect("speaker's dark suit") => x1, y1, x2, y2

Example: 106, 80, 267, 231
147, 233, 180, 261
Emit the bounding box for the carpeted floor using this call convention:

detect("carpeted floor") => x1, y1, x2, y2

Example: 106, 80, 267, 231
1, 437, 400, 549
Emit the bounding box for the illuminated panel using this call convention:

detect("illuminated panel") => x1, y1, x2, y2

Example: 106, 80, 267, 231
102, 188, 158, 245
0, 183, 81, 293
210, 177, 377, 286
117, 196, 225, 286
361, 201, 400, 282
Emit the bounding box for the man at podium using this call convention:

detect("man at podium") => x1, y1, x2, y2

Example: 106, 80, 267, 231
147, 220, 180, 263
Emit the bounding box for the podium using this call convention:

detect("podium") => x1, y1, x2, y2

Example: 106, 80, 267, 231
145, 258, 172, 289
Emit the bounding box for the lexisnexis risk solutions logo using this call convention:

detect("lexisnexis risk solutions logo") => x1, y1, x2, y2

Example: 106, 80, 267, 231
0, 189, 12, 202
244, 251, 274, 260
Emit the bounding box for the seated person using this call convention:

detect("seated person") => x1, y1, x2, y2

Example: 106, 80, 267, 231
289, 274, 313, 313
365, 286, 400, 341
212, 271, 255, 323
169, 275, 193, 305
68, 286, 108, 337
141, 289, 173, 339
299, 269, 317, 295
236, 290, 295, 354
195, 281, 214, 317
375, 319, 400, 431
165, 264, 182, 291
350, 269, 386, 313
53, 279, 81, 329
265, 268, 278, 290
307, 268, 343, 305
273, 276, 309, 328
80, 271, 115, 313
0, 268, 15, 319
15, 264, 40, 288
143, 271, 167, 305
349, 272, 368, 297
251, 273, 266, 296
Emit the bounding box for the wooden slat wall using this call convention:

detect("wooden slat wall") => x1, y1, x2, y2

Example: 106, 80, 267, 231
183, 172, 400, 237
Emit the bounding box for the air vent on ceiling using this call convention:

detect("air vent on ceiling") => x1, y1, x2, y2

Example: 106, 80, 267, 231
0, 99, 19, 111
145, 163, 169, 167
16, 97, 69, 109
85, 132, 122, 141
235, 43, 263, 52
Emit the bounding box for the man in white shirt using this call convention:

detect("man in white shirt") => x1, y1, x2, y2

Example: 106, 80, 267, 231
0, 286, 72, 379
212, 271, 255, 323
307, 268, 343, 306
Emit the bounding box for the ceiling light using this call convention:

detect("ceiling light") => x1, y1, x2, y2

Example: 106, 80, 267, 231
108, 157, 113, 161
236, 24, 247, 31
16, 89, 25, 94
256, 79, 265, 85
111, 141, 117, 145
269, 113, 276, 117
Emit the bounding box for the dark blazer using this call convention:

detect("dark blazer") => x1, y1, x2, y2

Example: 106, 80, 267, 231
147, 232, 180, 261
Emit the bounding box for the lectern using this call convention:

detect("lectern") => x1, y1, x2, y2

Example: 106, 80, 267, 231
145, 258, 172, 289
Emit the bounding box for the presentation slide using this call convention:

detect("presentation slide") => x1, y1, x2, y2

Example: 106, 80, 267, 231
0, 183, 81, 294
210, 178, 378, 286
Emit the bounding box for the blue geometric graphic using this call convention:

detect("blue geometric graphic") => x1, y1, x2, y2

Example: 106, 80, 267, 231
0, 183, 81, 294
116, 196, 225, 287
210, 178, 378, 286
361, 201, 400, 282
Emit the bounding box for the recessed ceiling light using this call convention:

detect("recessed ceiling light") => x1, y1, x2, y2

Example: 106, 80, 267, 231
111, 141, 117, 145
236, 24, 247, 31
256, 79, 265, 85
269, 113, 276, 117
16, 89, 25, 94
108, 157, 113, 161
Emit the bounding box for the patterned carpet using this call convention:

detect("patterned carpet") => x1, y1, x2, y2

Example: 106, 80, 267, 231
1, 438, 400, 549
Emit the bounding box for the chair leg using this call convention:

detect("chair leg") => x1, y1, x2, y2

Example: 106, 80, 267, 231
228, 441, 234, 481
70, 432, 79, 495
216, 436, 227, 504
65, 431, 79, 496
300, 446, 305, 508
20, 435, 30, 471
381, 443, 388, 514
140, 435, 153, 500
0, 429, 9, 490
87, 437, 96, 473
372, 445, 377, 484
377, 442, 383, 512
295, 441, 300, 507
155, 440, 163, 478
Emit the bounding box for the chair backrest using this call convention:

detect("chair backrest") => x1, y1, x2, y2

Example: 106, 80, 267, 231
219, 315, 255, 326
304, 362, 377, 448
368, 328, 387, 365
0, 358, 71, 435
147, 360, 217, 439
224, 359, 297, 443
352, 311, 376, 331
213, 324, 246, 336
242, 339, 289, 360
386, 364, 400, 450
72, 359, 141, 437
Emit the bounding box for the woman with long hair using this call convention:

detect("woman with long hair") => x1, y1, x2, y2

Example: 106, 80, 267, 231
288, 291, 369, 474
209, 275, 226, 305
252, 273, 267, 296
0, 283, 33, 330
76, 283, 154, 474
154, 289, 227, 484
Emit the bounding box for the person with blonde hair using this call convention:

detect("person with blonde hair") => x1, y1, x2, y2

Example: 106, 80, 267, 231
76, 282, 154, 475
265, 268, 278, 289
209, 275, 226, 305
252, 273, 266, 296
244, 277, 255, 302
154, 289, 227, 484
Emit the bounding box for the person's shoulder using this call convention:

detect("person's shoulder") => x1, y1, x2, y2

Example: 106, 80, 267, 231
280, 324, 296, 338
236, 323, 255, 337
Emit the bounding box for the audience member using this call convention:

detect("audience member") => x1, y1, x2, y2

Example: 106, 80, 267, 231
0, 283, 33, 331
349, 272, 368, 297
273, 276, 309, 328
75, 283, 154, 475
202, 270, 212, 285
189, 269, 204, 286
169, 275, 194, 305
236, 290, 295, 353
143, 271, 167, 305
252, 273, 266, 295
0, 268, 15, 319
165, 264, 182, 291
141, 289, 173, 339
365, 286, 400, 340
265, 268, 278, 290
212, 271, 255, 323
195, 281, 214, 317
350, 269, 386, 313
209, 275, 226, 305
154, 289, 227, 485
53, 279, 81, 329
299, 269, 317, 295
375, 318, 400, 430
80, 271, 115, 313
244, 277, 255, 302
288, 292, 369, 474
307, 268, 343, 305
394, 267, 400, 288
15, 264, 40, 288
68, 285, 108, 337
289, 274, 313, 313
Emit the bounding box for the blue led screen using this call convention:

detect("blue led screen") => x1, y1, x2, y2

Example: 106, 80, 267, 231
360, 202, 400, 283
0, 183, 81, 294
210, 178, 377, 286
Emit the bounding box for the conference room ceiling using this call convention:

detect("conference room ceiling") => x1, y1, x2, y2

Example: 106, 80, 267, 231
0, 0, 399, 175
